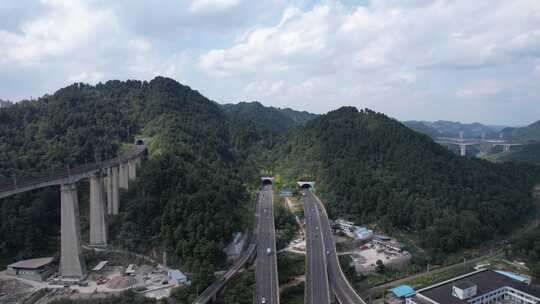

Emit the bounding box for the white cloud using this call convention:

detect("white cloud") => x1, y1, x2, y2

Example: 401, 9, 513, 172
197, 0, 540, 123
188, 0, 242, 14
244, 80, 284, 97
456, 81, 501, 99
1, 0, 540, 124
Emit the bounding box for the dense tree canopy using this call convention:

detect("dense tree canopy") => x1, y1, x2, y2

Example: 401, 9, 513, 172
0, 77, 255, 276
272, 107, 540, 261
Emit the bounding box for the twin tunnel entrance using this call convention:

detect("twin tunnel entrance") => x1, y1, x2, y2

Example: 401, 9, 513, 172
261, 177, 315, 189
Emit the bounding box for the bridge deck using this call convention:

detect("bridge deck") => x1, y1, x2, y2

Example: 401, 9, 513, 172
0, 146, 145, 199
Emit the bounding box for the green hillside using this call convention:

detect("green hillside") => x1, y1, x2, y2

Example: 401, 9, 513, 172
508, 120, 540, 142
272, 107, 540, 261
0, 78, 256, 295
500, 143, 540, 164
221, 101, 317, 133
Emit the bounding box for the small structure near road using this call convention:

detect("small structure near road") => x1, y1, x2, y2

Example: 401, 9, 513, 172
6, 257, 55, 281
125, 264, 136, 276
335, 219, 374, 241
92, 261, 108, 273
168, 270, 189, 285
387, 285, 416, 304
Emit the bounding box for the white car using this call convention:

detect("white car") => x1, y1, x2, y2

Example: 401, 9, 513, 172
261, 297, 266, 304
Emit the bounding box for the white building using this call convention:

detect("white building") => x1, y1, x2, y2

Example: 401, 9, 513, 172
406, 270, 540, 304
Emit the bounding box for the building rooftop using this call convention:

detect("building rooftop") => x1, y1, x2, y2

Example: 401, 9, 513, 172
419, 270, 540, 304
7, 257, 54, 270
391, 285, 416, 298
454, 281, 476, 289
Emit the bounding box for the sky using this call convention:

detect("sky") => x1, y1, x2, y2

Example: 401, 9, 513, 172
1, 0, 539, 125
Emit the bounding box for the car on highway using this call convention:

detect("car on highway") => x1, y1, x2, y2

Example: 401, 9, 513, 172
266, 247, 272, 255
315, 226, 319, 230
261, 297, 266, 303
326, 250, 330, 255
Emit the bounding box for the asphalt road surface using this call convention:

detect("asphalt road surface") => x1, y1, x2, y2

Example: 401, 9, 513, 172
256, 185, 280, 304
303, 189, 331, 304
306, 190, 367, 304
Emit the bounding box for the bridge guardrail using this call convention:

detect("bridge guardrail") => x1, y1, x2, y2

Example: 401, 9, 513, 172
0, 146, 146, 195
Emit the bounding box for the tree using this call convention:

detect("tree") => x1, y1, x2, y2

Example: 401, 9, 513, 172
375, 259, 386, 273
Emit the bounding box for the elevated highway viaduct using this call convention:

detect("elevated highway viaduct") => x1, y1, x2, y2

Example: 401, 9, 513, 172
0, 144, 146, 282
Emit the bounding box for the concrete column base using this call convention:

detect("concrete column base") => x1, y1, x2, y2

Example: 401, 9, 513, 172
89, 173, 107, 247
60, 183, 87, 280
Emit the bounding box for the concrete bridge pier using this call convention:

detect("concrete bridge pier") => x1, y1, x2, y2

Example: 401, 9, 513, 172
111, 166, 120, 215
119, 162, 129, 190
104, 169, 113, 214
60, 183, 87, 281
503, 144, 510, 152
89, 173, 107, 248
128, 160, 136, 181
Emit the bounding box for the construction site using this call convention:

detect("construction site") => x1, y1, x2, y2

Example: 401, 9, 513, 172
0, 251, 189, 303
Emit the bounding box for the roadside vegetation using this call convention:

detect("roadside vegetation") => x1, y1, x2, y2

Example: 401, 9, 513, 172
277, 252, 305, 285
215, 269, 255, 304
274, 197, 298, 250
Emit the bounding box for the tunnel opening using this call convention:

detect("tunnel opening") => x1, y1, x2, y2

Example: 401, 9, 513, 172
300, 184, 312, 189
262, 179, 273, 186
136, 139, 145, 145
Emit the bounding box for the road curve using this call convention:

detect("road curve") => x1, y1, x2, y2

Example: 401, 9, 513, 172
302, 189, 331, 304
307, 190, 367, 304
255, 185, 280, 304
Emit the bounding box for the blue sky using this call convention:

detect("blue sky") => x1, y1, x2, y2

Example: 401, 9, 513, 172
1, 0, 539, 125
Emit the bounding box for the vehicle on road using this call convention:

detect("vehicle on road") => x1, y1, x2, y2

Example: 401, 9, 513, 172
266, 247, 272, 255
261, 297, 266, 303
315, 226, 319, 230
326, 250, 330, 255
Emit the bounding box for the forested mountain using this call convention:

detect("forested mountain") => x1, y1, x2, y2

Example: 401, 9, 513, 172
404, 120, 506, 138
221, 101, 317, 133
272, 107, 540, 261
0, 99, 11, 108
500, 143, 540, 164
0, 77, 260, 297
1, 77, 539, 297
501, 120, 540, 142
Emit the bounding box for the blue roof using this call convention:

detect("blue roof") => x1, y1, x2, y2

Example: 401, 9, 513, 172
390, 285, 416, 298
169, 269, 187, 280
495, 270, 529, 283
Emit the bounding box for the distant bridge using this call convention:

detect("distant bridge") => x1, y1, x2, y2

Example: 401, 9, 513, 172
435, 132, 525, 156
0, 145, 146, 282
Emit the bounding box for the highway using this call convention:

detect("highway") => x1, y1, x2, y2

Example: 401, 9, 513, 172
255, 184, 280, 304
306, 190, 366, 304
302, 189, 331, 304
